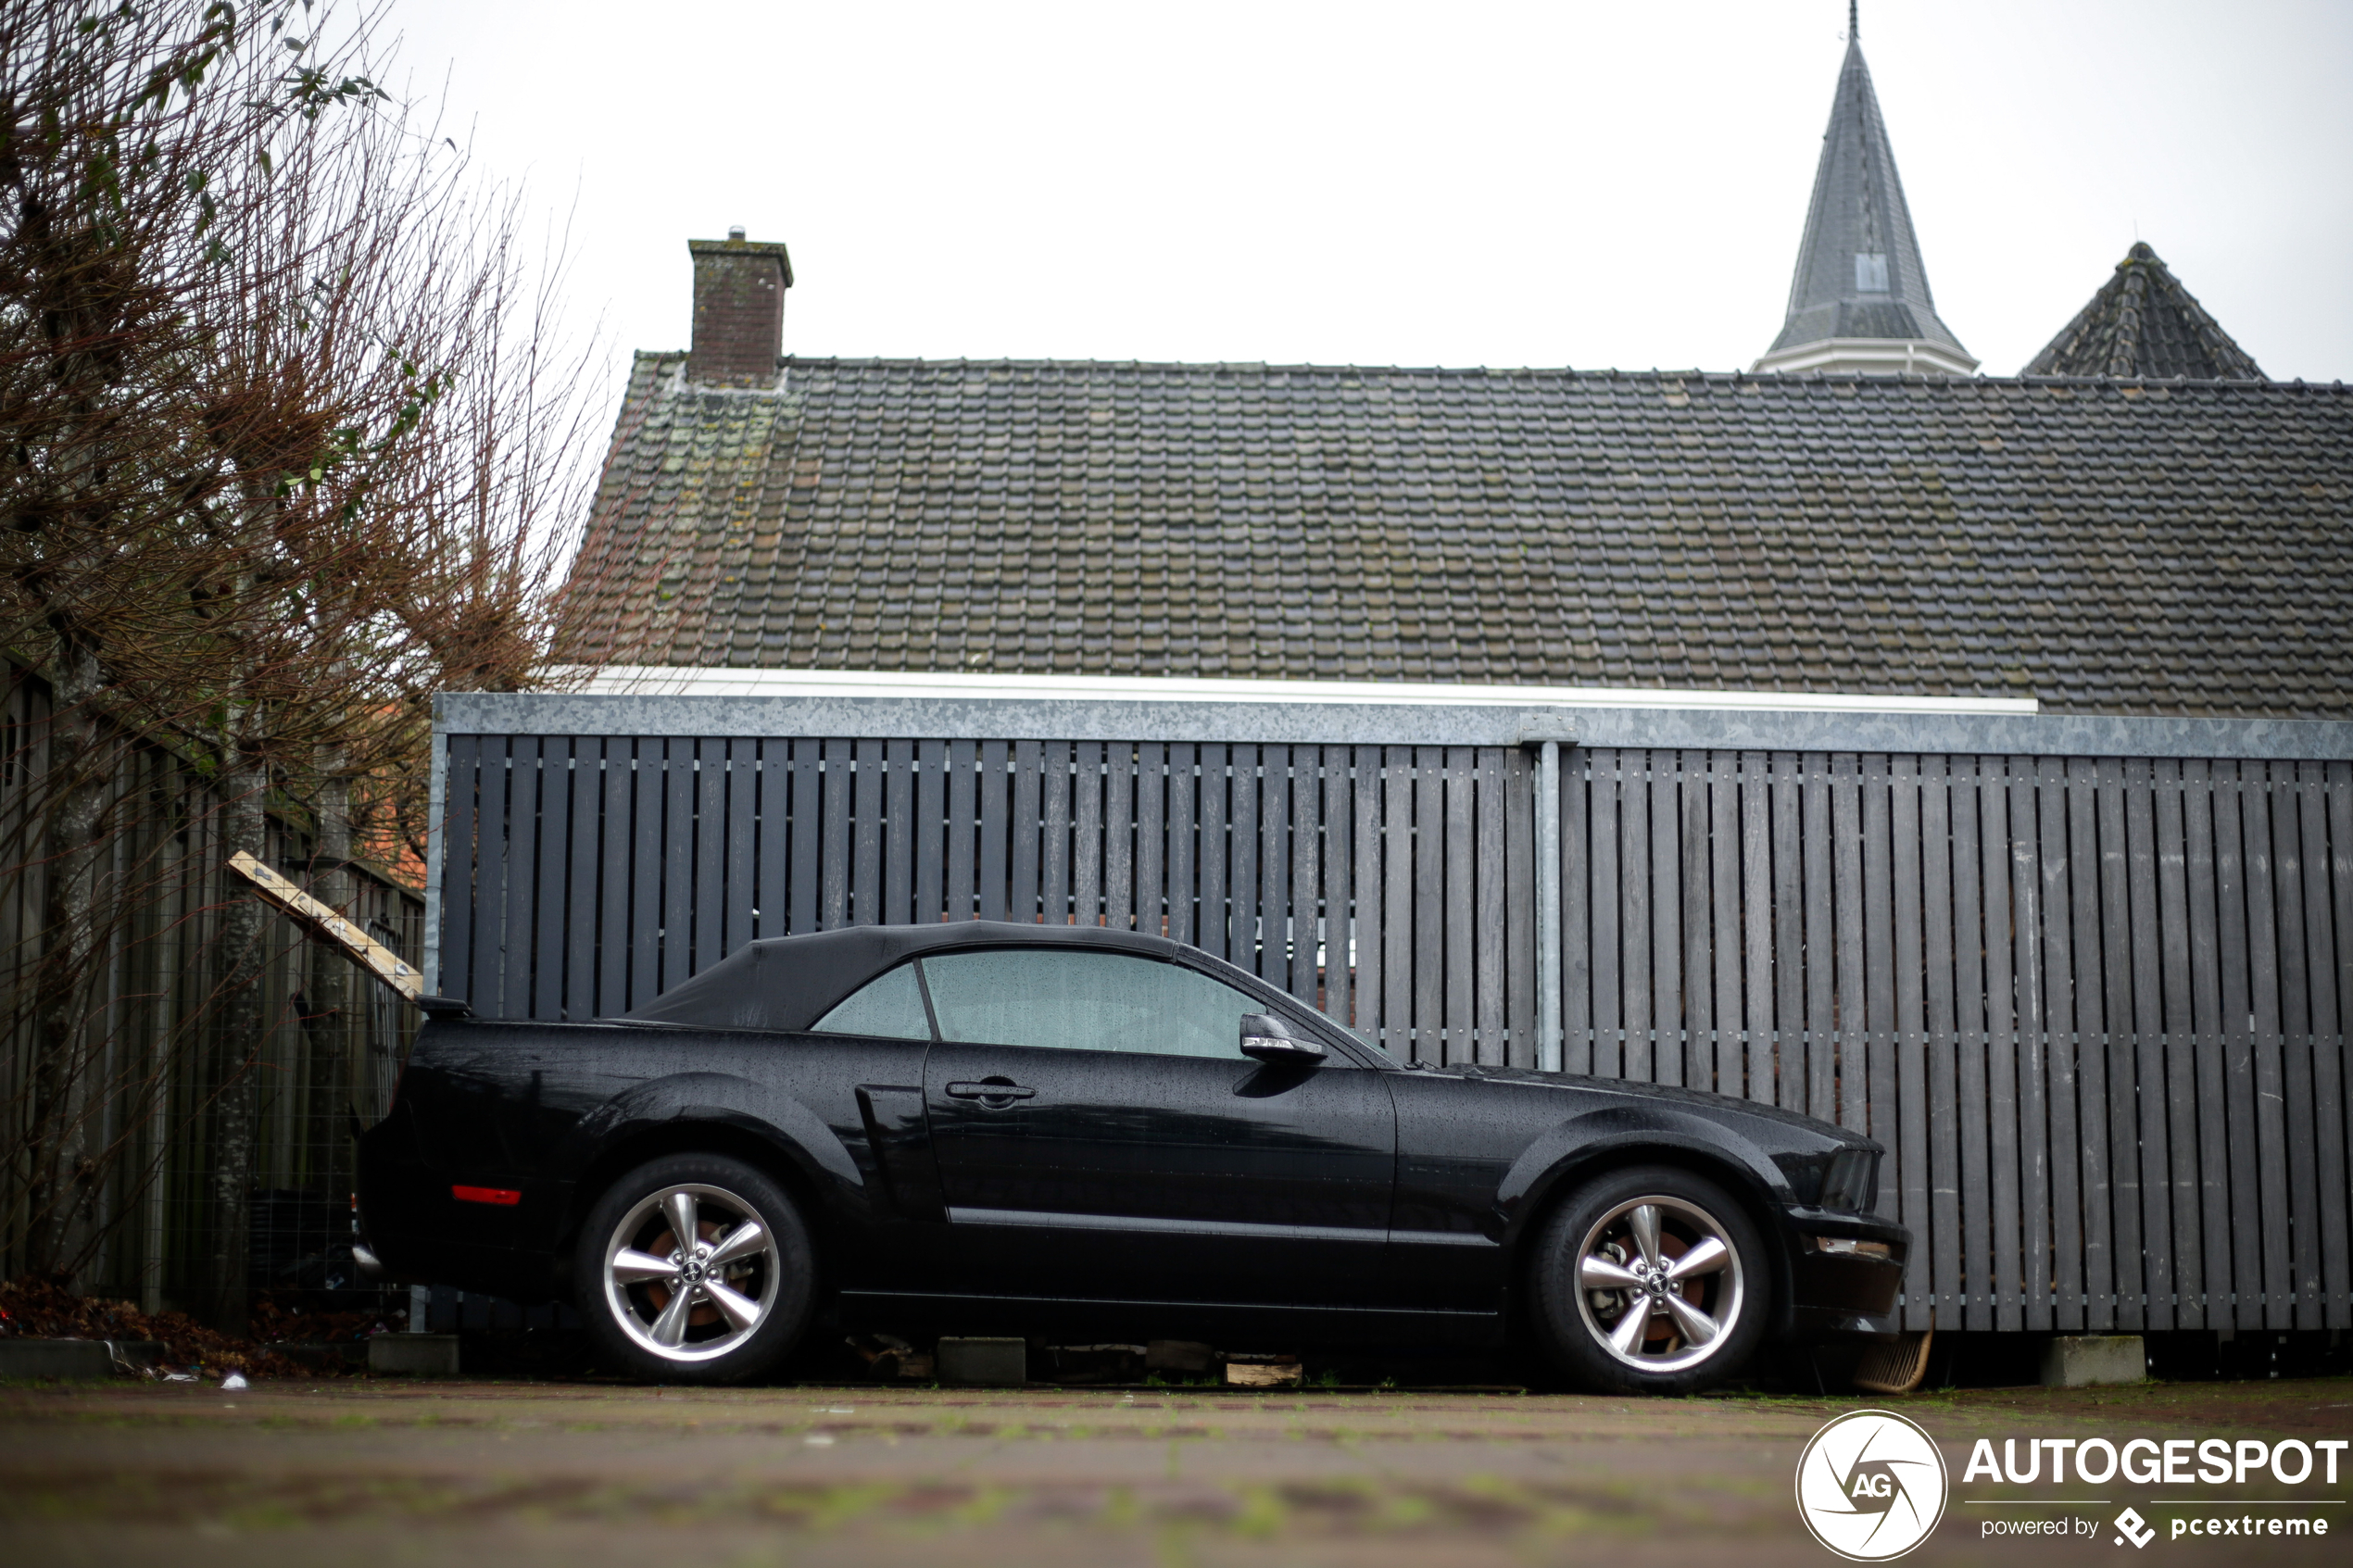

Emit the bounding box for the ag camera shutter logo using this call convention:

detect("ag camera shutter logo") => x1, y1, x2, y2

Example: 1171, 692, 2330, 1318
1796, 1409, 1949, 1561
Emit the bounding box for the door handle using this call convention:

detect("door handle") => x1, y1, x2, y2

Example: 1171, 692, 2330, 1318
946, 1080, 1036, 1105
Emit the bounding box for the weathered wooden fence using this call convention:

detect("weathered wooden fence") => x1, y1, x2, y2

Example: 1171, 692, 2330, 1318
432, 695, 2353, 1340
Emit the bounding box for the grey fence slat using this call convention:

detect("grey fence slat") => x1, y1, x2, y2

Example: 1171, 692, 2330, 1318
722, 740, 757, 954
1741, 752, 1774, 1106
787, 741, 818, 936
1979, 761, 2022, 1330
943, 739, 976, 922
1230, 745, 1260, 969
1165, 744, 1195, 947
1201, 744, 1230, 960
883, 739, 914, 927
2040, 757, 2083, 1330
1503, 747, 1533, 1066
1674, 752, 1709, 1092
441, 735, 479, 1005
625, 743, 663, 1009
2330, 761, 2353, 1326
1324, 747, 1355, 1025
755, 742, 788, 941
915, 740, 947, 924
1294, 747, 1324, 1004
1950, 759, 1994, 1330
1650, 753, 1683, 1088
531, 738, 571, 1021
2211, 764, 2268, 1328
1772, 752, 1806, 1114
1920, 754, 1964, 1330
500, 737, 542, 1018
1041, 740, 1072, 927
815, 740, 849, 930
2237, 767, 2295, 1328
564, 741, 603, 1021
1445, 747, 1475, 1063
1477, 747, 1507, 1066
2122, 758, 2171, 1328
1103, 741, 1132, 932
471, 738, 510, 1011
1803, 754, 1836, 1121
1254, 745, 1284, 985
1352, 746, 1383, 1037
1890, 756, 1929, 1326
1415, 747, 1446, 1064
2183, 760, 2239, 1327
691, 740, 724, 969
1862, 753, 1896, 1198
1708, 753, 1741, 1098
1009, 740, 1041, 925
596, 741, 631, 1016
1137, 743, 1166, 939
2070, 759, 2114, 1328
1578, 749, 1612, 1078
654, 741, 690, 989
1620, 752, 1653, 1083
2005, 763, 2051, 1332
1383, 746, 1414, 1059
2170, 759, 2219, 1326
2271, 767, 2323, 1323
1074, 741, 1104, 927
2302, 761, 2350, 1327
1831, 754, 1865, 1131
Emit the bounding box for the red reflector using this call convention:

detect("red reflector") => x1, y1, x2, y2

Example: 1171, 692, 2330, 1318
451, 1185, 522, 1206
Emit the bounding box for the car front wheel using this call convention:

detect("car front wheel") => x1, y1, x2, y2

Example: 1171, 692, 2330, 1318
1531, 1164, 1768, 1395
575, 1152, 813, 1384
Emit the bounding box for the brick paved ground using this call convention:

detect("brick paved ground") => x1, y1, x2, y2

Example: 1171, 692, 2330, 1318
2, 1374, 2347, 1565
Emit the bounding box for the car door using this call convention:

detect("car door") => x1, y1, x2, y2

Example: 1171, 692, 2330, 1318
917, 947, 1396, 1307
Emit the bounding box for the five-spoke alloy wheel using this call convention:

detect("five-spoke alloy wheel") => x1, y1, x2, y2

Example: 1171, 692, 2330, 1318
576, 1153, 812, 1383
1533, 1164, 1768, 1394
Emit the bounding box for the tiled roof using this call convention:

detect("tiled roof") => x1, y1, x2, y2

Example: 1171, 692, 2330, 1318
2024, 243, 2265, 381
565, 354, 2353, 719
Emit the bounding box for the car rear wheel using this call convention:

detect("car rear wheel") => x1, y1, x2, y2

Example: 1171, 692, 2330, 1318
1530, 1164, 1767, 1395
576, 1153, 812, 1384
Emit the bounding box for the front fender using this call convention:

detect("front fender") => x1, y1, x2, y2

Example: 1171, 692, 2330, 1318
556, 1071, 865, 1199
1494, 1102, 1794, 1249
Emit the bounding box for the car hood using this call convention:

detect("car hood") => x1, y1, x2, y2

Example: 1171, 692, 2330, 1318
1389, 1060, 1881, 1151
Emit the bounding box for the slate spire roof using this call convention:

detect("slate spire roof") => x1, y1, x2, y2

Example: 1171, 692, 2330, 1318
2023, 242, 2265, 380
1755, 8, 1975, 375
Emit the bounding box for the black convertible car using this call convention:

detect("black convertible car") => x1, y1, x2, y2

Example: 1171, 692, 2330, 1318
359, 922, 1905, 1392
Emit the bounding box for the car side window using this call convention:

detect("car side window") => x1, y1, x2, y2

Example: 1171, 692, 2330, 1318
918, 949, 1268, 1059
810, 962, 933, 1040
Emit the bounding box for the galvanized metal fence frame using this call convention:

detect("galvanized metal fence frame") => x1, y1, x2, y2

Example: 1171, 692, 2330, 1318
431, 694, 2353, 1338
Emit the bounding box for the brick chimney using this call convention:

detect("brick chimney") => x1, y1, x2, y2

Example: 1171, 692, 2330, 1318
686, 228, 793, 387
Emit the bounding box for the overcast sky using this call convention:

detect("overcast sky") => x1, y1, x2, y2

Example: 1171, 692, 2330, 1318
384, 0, 2351, 398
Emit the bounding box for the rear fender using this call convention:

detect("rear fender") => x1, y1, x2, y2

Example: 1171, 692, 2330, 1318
556, 1071, 864, 1204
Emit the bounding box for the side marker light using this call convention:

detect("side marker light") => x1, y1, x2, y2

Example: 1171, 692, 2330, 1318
452, 1185, 522, 1206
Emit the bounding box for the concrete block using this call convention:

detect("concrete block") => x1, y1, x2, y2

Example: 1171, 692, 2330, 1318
936, 1336, 1026, 1386
1146, 1339, 1214, 1374
0, 1338, 116, 1380
2040, 1335, 2145, 1388
369, 1334, 461, 1376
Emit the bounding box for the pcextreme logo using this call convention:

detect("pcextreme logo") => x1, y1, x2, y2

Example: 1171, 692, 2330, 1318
1796, 1409, 1951, 1562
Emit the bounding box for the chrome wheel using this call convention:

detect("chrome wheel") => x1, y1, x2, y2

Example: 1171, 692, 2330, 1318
1572, 1193, 1745, 1374
601, 1182, 780, 1363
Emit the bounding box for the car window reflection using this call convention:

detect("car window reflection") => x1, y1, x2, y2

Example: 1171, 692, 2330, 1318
918, 950, 1262, 1058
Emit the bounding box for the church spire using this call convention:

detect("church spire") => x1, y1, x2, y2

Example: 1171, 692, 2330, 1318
1754, 11, 1976, 375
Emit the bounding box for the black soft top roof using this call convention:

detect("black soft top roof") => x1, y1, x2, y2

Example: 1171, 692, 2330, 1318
620, 922, 1196, 1035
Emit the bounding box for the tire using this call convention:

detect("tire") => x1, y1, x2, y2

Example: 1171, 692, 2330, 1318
1529, 1163, 1768, 1396
575, 1152, 814, 1385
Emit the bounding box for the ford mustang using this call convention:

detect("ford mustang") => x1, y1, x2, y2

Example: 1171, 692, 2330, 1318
359, 922, 1906, 1392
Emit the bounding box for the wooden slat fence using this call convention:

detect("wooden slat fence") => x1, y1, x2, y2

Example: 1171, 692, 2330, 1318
439, 734, 2353, 1336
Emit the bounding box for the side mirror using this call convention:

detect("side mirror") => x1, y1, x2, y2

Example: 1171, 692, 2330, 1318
1239, 1011, 1326, 1065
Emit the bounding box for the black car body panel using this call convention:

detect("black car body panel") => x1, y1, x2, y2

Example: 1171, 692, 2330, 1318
360, 922, 1906, 1347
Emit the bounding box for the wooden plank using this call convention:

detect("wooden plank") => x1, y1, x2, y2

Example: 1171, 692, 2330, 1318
228, 853, 422, 1002
1074, 741, 1105, 927
1010, 740, 1042, 926
2183, 759, 2241, 1328
2037, 756, 2081, 1331
1620, 751, 1652, 1083
1773, 752, 1806, 1112
1294, 746, 1325, 1005
1919, 754, 1964, 1332
565, 740, 604, 1021
1039, 740, 1071, 925
1102, 741, 1132, 932
1324, 746, 1355, 1025
1137, 743, 1166, 939
1416, 747, 1447, 1064
2302, 761, 2351, 1329
1352, 746, 1383, 1038
439, 735, 478, 1006
1710, 752, 1742, 1099
1166, 743, 1196, 947
533, 738, 572, 1019
945, 740, 978, 922
2237, 765, 2294, 1329
1200, 744, 1229, 960
1383, 746, 1414, 1059
2269, 763, 2323, 1325
1477, 747, 1506, 1066
598, 739, 634, 1016
1739, 752, 1772, 1105
1565, 746, 1596, 1076
2162, 758, 2212, 1326
2119, 757, 2168, 1329
884, 738, 915, 927
1981, 760, 2022, 1333
789, 739, 821, 936
1889, 755, 1928, 1325
1445, 746, 1475, 1064
1804, 752, 1836, 1121
915, 740, 947, 924
1504, 747, 1534, 1067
